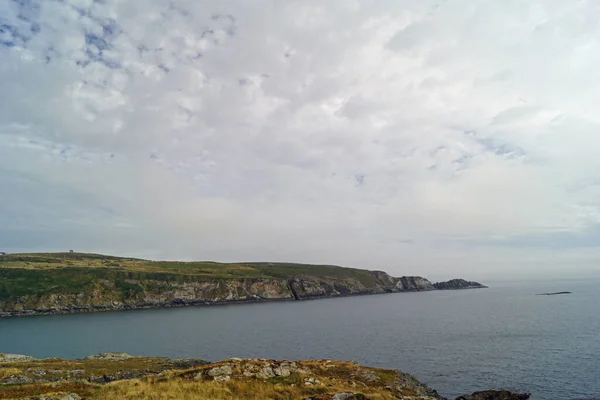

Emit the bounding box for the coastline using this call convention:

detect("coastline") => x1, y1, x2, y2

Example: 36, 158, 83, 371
0, 285, 485, 319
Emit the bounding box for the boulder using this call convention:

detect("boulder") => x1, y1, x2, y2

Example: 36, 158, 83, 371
332, 393, 358, 400
207, 365, 233, 377
456, 390, 531, 400
274, 363, 292, 377
256, 366, 276, 379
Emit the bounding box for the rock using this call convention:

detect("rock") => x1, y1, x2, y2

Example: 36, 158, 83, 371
456, 390, 531, 400
332, 393, 357, 400
24, 395, 82, 400
536, 291, 571, 296
304, 377, 320, 385
1, 374, 34, 384
256, 366, 276, 379
58, 395, 82, 400
66, 369, 85, 376
207, 365, 233, 377
359, 369, 378, 382
213, 375, 231, 382
395, 276, 435, 291
274, 363, 292, 377
0, 353, 36, 362
84, 352, 133, 361
433, 279, 487, 290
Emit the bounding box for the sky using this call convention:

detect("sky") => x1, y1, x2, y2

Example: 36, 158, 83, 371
1, 0, 600, 281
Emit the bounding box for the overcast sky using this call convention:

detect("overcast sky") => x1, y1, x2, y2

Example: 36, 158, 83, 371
2, 0, 600, 280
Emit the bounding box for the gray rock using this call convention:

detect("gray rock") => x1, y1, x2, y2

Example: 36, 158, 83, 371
213, 375, 231, 382
84, 352, 132, 361
304, 377, 320, 385
274, 363, 292, 377
1, 374, 34, 384
207, 365, 233, 377
59, 395, 82, 400
456, 390, 530, 400
256, 366, 276, 379
360, 369, 379, 382
0, 353, 36, 362
332, 393, 356, 400
395, 276, 435, 291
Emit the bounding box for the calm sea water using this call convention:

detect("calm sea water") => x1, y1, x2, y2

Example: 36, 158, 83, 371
1, 279, 599, 399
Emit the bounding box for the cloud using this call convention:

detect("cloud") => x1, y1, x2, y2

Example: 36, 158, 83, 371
2, 0, 600, 279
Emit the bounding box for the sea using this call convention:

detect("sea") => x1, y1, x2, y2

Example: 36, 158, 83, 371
1, 279, 599, 400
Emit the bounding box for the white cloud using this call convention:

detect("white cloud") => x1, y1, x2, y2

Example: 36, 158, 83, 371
2, 0, 600, 279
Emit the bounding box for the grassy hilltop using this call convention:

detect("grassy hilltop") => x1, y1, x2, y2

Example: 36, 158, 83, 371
0, 252, 381, 304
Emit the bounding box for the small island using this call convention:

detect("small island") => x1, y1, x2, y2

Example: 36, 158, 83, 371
433, 279, 488, 290
536, 291, 572, 296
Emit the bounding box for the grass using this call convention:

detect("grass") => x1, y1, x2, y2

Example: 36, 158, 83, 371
0, 357, 430, 399
0, 253, 374, 281
94, 359, 427, 400
0, 355, 207, 399
96, 378, 393, 400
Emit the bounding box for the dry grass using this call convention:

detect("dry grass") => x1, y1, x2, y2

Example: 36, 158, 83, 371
0, 367, 21, 380
0, 382, 96, 400
0, 358, 435, 400
97, 375, 398, 400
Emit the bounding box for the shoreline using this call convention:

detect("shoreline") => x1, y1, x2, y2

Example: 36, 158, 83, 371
0, 286, 485, 319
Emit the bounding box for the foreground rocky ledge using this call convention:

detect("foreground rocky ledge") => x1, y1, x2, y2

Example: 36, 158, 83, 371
0, 353, 529, 400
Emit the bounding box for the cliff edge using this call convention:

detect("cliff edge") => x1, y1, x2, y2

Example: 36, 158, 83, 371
0, 253, 485, 317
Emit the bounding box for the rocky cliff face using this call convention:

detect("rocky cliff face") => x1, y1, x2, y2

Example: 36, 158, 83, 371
0, 271, 482, 317
433, 279, 487, 290
395, 276, 436, 291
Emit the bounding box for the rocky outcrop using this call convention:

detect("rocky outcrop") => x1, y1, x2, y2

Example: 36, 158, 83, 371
1, 355, 446, 399
0, 354, 37, 363
433, 279, 487, 290
456, 390, 530, 400
0, 270, 483, 318
189, 358, 443, 399
1, 354, 539, 400
0, 354, 208, 387
84, 352, 133, 361
396, 276, 436, 291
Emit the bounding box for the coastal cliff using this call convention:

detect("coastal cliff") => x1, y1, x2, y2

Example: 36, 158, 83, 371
0, 253, 483, 317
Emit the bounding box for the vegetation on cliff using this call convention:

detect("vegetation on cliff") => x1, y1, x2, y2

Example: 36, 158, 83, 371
0, 252, 485, 317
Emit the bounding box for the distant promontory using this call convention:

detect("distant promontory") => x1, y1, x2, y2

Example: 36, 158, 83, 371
433, 279, 488, 290
0, 252, 487, 318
